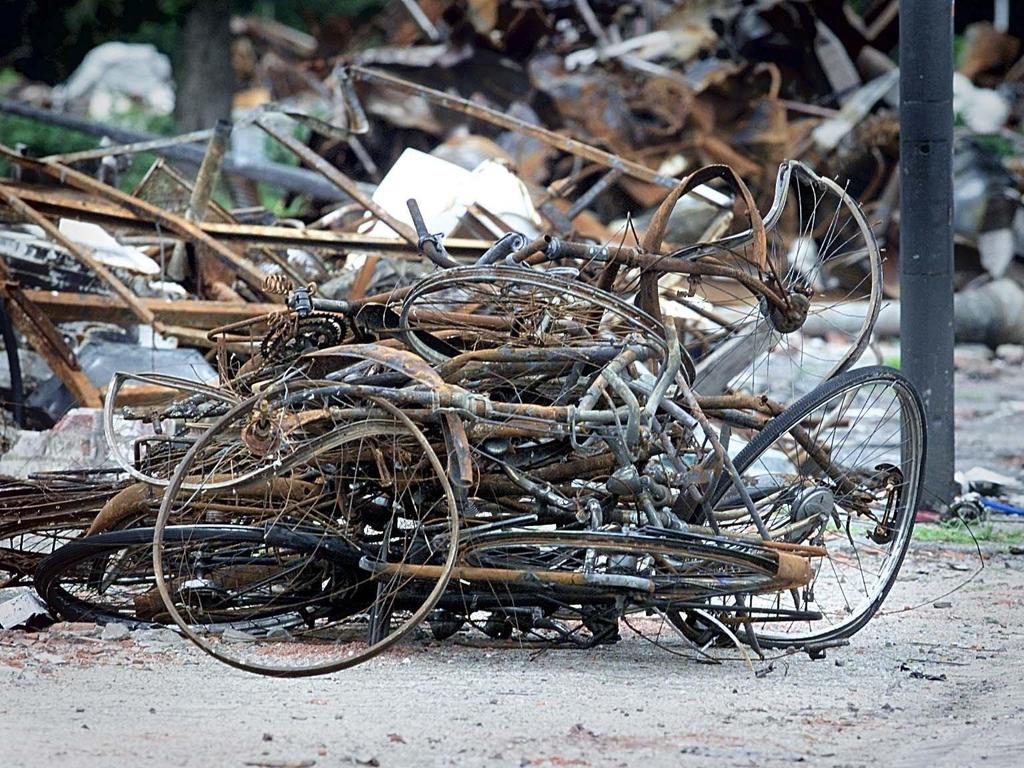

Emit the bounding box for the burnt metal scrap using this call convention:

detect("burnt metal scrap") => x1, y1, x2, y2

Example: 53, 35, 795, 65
104, 183, 924, 676
0, 1, 951, 671
9, 155, 922, 674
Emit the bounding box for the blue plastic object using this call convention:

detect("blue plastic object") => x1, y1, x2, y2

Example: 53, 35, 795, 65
980, 497, 1024, 517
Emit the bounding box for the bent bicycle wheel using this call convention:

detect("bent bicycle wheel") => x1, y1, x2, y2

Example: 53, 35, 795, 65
461, 528, 793, 600
104, 372, 242, 487
153, 395, 460, 676
677, 161, 882, 402
699, 366, 925, 646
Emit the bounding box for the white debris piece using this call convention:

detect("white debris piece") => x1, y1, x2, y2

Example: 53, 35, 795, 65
351, 149, 544, 272
0, 408, 126, 477
953, 73, 1011, 134
53, 42, 174, 118
367, 148, 543, 239
0, 591, 50, 630
58, 219, 161, 276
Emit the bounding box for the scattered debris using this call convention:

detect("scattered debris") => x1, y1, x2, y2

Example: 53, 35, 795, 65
901, 663, 948, 683
51, 42, 175, 120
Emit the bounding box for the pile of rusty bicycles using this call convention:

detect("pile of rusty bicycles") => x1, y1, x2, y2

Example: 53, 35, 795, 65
14, 161, 924, 676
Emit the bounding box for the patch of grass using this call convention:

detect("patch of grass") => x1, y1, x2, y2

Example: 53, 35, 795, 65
107, 104, 177, 137
954, 34, 968, 70
118, 151, 163, 194
0, 106, 302, 215
0, 67, 20, 89
257, 183, 307, 218
914, 520, 1024, 545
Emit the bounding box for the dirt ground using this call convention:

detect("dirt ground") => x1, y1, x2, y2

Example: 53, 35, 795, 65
952, 345, 1024, 479
1, 538, 1021, 768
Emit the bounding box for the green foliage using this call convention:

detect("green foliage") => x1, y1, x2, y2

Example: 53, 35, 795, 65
914, 519, 1024, 545
0, 113, 96, 172
953, 34, 968, 70
0, 68, 20, 89
105, 104, 177, 136
262, 121, 307, 168
258, 183, 308, 218
250, 0, 385, 29
972, 133, 1017, 158
4, 1, 384, 213
0, 113, 159, 193
120, 19, 180, 58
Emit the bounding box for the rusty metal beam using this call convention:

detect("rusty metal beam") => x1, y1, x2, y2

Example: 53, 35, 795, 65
22, 290, 279, 329
200, 223, 489, 257
255, 117, 418, 244
0, 182, 159, 329
0, 267, 101, 407
42, 129, 215, 164
169, 120, 233, 286
0, 183, 143, 228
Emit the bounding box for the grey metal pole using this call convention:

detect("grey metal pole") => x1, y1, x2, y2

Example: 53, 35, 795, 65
0, 97, 348, 202
900, 1, 957, 509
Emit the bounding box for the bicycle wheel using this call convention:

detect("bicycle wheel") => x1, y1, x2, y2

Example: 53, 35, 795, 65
430, 526, 811, 646
152, 392, 460, 676
678, 161, 882, 401
34, 525, 339, 630
397, 264, 677, 370
104, 364, 309, 488
702, 366, 925, 645
103, 372, 241, 486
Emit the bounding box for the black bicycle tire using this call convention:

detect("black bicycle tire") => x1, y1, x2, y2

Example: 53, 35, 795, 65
34, 525, 337, 629
710, 365, 926, 644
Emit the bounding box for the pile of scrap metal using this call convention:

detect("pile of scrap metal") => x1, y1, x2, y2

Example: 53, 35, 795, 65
16, 246, 924, 675
0, 78, 926, 668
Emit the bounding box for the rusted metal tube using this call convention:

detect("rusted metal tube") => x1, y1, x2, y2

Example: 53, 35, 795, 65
361, 558, 656, 593
257, 117, 417, 244
168, 120, 232, 282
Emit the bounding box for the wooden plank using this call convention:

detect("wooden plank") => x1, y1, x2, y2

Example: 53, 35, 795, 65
0, 146, 276, 300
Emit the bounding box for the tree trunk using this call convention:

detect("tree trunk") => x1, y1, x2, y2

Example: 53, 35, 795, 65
174, 0, 235, 132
